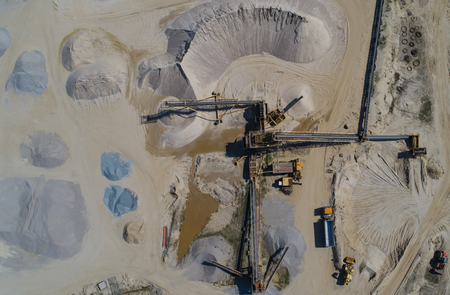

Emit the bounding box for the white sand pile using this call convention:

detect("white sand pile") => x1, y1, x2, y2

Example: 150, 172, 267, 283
123, 221, 145, 244
160, 115, 208, 148
5, 50, 48, 95
66, 60, 128, 101
336, 154, 431, 260
62, 30, 129, 101
182, 236, 233, 282
20, 132, 69, 169
265, 225, 305, 278
0, 176, 88, 259
62, 31, 113, 72
0, 27, 11, 57
281, 83, 314, 118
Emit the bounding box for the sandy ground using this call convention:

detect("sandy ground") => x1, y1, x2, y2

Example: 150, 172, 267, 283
0, 0, 448, 294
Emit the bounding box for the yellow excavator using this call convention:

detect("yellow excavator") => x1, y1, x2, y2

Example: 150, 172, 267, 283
343, 257, 355, 285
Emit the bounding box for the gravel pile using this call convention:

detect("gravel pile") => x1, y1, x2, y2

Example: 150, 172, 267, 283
66, 61, 128, 101
0, 176, 88, 259
104, 185, 138, 216
101, 152, 132, 181
182, 236, 233, 282
5, 50, 48, 95
123, 221, 145, 244
265, 225, 305, 278
20, 132, 69, 168
62, 30, 128, 101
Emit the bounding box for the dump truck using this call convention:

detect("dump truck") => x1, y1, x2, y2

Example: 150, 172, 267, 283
278, 177, 294, 195
272, 158, 303, 181
343, 257, 355, 285
323, 207, 336, 247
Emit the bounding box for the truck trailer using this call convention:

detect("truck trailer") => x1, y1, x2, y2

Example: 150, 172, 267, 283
323, 207, 336, 247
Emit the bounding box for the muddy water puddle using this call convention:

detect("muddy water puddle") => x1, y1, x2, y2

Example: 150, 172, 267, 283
176, 163, 219, 261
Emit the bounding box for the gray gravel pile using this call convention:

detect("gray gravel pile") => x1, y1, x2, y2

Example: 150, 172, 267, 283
0, 176, 88, 259
104, 185, 138, 217
265, 225, 305, 278
182, 236, 233, 282
137, 62, 196, 102
100, 152, 132, 181
0, 27, 11, 57
5, 50, 48, 95
20, 132, 69, 168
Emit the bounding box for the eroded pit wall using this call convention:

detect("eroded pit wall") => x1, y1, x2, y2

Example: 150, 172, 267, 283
138, 0, 347, 101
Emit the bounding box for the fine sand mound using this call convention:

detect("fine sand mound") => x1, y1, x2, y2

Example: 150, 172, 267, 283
281, 83, 314, 118
101, 152, 132, 181
5, 50, 48, 95
0, 176, 88, 259
160, 115, 208, 148
62, 30, 113, 72
104, 185, 138, 216
0, 27, 11, 57
182, 236, 233, 282
265, 225, 305, 278
20, 132, 69, 169
123, 221, 145, 244
65, 60, 128, 101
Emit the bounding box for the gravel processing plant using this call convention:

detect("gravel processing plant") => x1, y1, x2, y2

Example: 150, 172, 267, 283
0, 0, 450, 295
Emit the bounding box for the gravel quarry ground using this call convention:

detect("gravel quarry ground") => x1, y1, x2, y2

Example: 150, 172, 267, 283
1, 0, 450, 295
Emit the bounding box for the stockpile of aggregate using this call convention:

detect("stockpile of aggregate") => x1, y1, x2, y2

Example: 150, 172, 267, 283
0, 176, 88, 259
265, 225, 305, 278
5, 50, 48, 95
62, 30, 128, 101
101, 152, 132, 181
182, 236, 233, 282
137, 0, 346, 148
104, 185, 138, 216
123, 221, 145, 244
20, 132, 69, 168
138, 0, 345, 97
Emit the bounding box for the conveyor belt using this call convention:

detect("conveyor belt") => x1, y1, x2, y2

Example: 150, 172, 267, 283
163, 100, 261, 107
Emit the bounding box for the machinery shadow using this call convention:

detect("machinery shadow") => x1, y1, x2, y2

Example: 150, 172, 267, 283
313, 218, 326, 248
